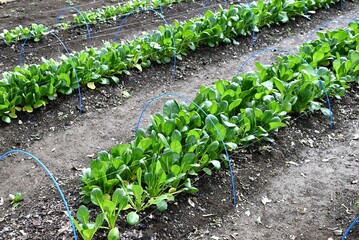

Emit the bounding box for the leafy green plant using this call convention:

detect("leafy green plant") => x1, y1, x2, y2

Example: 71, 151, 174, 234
0, 24, 49, 45
77, 17, 359, 240
72, 205, 105, 240
354, 197, 359, 210
81, 20, 359, 209
9, 193, 23, 208
90, 188, 128, 229
0, 0, 346, 123
73, 0, 189, 26
0, 0, 189, 45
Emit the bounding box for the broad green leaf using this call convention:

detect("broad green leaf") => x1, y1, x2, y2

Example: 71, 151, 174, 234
87, 82, 96, 89
34, 100, 46, 108
2, 116, 11, 123
156, 200, 168, 212
228, 98, 242, 112
138, 138, 152, 151
203, 167, 212, 175
170, 165, 181, 175
23, 105, 33, 113
108, 227, 120, 240
91, 188, 104, 207
126, 211, 139, 225
240, 135, 256, 142
170, 140, 182, 154
268, 121, 286, 131
158, 133, 169, 148
58, 73, 71, 86
134, 64, 142, 72
111, 76, 120, 84
225, 142, 237, 151
171, 130, 182, 142
112, 188, 126, 206
313, 51, 324, 63
163, 120, 176, 136
183, 30, 194, 39
207, 141, 219, 152
95, 213, 105, 227
163, 100, 180, 117
76, 205, 89, 224
132, 184, 143, 209
150, 42, 161, 50
210, 160, 221, 170
137, 168, 142, 186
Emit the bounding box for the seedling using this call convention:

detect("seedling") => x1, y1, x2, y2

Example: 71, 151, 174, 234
9, 193, 23, 208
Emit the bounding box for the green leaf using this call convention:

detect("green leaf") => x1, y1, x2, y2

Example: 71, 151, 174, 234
183, 30, 194, 39
207, 141, 219, 152
225, 142, 237, 151
279, 12, 288, 23
156, 200, 168, 212
58, 73, 71, 86
91, 188, 104, 207
8, 113, 17, 119
163, 100, 180, 117
95, 213, 105, 227
34, 100, 46, 108
126, 211, 139, 225
268, 121, 286, 131
23, 105, 33, 113
108, 227, 120, 240
163, 120, 176, 136
138, 138, 152, 151
210, 160, 221, 170
228, 99, 242, 112
112, 188, 127, 207
354, 198, 359, 210
132, 184, 143, 209
170, 165, 181, 175
313, 51, 324, 63
170, 140, 182, 154
111, 76, 120, 84
77, 205, 89, 224
134, 64, 142, 72
203, 167, 212, 175
171, 130, 182, 142
158, 133, 170, 148
240, 135, 256, 142
2, 116, 11, 123
150, 42, 162, 50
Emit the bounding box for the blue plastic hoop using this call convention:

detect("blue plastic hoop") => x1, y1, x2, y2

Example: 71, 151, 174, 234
0, 150, 78, 240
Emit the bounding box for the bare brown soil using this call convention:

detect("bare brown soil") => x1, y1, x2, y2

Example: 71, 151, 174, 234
0, 0, 358, 240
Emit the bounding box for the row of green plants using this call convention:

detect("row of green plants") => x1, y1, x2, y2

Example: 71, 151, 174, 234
0, 0, 342, 124
73, 21, 359, 239
0, 0, 189, 45
0, 24, 49, 45
72, 0, 188, 25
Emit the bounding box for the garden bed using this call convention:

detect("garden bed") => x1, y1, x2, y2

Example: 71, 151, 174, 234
0, 0, 358, 239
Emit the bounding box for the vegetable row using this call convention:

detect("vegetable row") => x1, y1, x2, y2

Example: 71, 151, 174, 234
0, 0, 342, 123
75, 21, 359, 239
0, 0, 189, 45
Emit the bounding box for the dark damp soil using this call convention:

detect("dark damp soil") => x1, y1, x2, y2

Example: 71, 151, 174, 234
0, 0, 359, 240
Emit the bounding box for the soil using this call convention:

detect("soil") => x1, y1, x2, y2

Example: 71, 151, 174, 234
0, 0, 358, 240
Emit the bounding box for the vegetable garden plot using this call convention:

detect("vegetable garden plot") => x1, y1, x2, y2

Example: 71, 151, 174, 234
0, 0, 346, 125
0, 0, 359, 239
